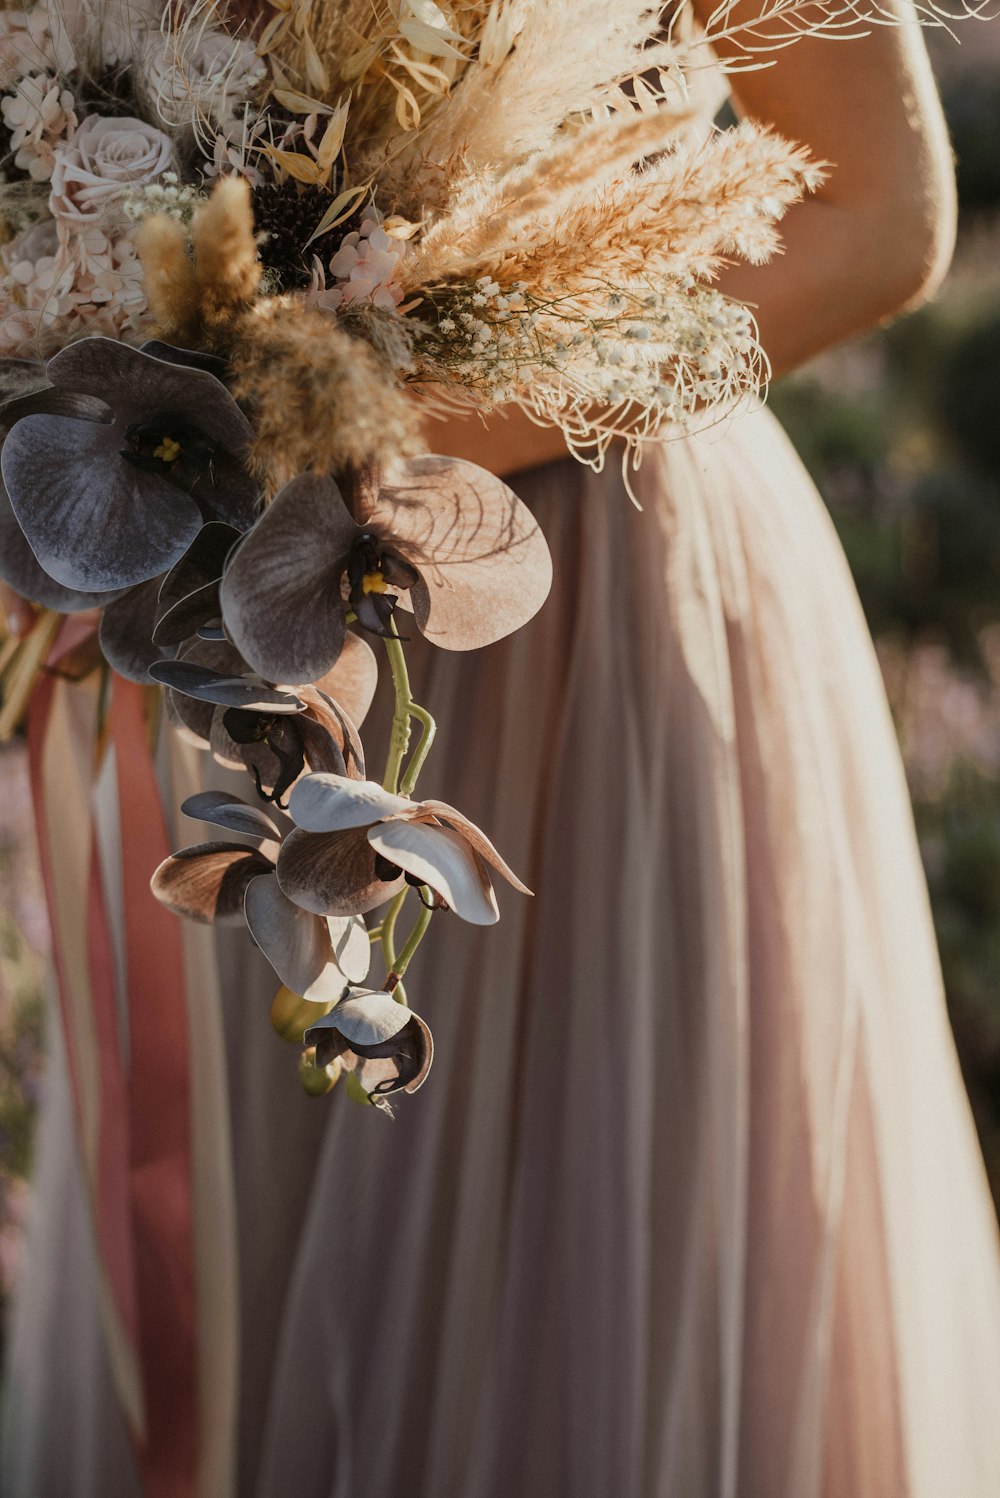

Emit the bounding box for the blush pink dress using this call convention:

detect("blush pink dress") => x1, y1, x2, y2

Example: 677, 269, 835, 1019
5, 404, 1000, 1497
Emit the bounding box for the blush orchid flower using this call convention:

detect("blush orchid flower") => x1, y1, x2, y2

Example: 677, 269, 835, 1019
153, 630, 378, 802
276, 773, 530, 926
0, 337, 259, 592
303, 987, 433, 1101
219, 456, 552, 685
151, 791, 370, 1003
151, 653, 369, 808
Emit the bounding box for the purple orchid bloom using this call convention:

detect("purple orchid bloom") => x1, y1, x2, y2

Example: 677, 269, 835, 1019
0, 337, 259, 593
219, 456, 552, 685
151, 790, 370, 1003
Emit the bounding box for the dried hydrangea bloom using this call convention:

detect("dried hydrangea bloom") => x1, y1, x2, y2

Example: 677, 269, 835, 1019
0, 337, 258, 591
0, 7, 75, 77
277, 773, 530, 925
2, 222, 151, 352
1, 71, 77, 182
220, 457, 552, 684
322, 210, 409, 311
151, 791, 370, 1002
303, 988, 433, 1100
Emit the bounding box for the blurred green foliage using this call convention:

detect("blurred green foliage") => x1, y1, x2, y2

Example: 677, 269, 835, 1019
772, 92, 1000, 1197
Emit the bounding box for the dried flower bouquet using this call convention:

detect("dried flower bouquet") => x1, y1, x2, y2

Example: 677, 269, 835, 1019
0, 0, 980, 1104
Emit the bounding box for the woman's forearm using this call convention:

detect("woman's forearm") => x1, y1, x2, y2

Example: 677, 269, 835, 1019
704, 19, 956, 377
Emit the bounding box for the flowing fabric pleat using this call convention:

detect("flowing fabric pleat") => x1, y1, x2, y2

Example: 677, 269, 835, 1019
5, 404, 1000, 1498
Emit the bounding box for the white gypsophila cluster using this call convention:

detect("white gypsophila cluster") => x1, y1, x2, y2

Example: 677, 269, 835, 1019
1, 72, 77, 182
138, 29, 266, 131
123, 170, 206, 223
418, 276, 763, 454
323, 210, 409, 311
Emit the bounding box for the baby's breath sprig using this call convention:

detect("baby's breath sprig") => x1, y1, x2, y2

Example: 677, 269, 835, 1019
122, 172, 207, 226
412, 274, 766, 463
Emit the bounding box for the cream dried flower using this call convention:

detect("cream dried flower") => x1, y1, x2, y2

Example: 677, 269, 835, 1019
139, 29, 266, 130
1, 72, 77, 183
0, 8, 75, 82
49, 114, 174, 223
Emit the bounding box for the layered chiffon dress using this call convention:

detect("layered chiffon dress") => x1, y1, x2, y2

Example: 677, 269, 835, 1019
5, 401, 1000, 1498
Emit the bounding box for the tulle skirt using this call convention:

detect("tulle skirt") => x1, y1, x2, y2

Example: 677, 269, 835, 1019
6, 404, 1000, 1498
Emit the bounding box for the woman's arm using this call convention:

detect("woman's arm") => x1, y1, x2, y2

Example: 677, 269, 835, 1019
697, 4, 957, 378
423, 8, 956, 474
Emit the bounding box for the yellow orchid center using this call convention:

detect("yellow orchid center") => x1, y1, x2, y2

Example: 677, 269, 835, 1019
153, 435, 182, 463
362, 570, 389, 595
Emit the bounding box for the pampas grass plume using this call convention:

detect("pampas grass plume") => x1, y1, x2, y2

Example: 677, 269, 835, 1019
230, 299, 424, 493
191, 176, 261, 331
135, 212, 200, 344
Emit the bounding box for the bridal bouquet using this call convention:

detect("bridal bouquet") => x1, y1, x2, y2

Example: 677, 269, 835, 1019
0, 0, 957, 1105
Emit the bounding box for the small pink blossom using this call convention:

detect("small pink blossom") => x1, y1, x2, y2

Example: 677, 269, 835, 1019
323, 210, 408, 312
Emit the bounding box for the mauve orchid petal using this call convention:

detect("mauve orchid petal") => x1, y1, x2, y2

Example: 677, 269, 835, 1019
180, 790, 283, 842
0, 480, 120, 612
161, 638, 243, 747
244, 874, 370, 1000
2, 413, 204, 590
220, 474, 358, 685
1, 338, 259, 592
371, 455, 552, 650
45, 338, 253, 454
148, 660, 305, 713
164, 686, 213, 751
312, 632, 379, 728
1, 389, 111, 424
287, 774, 411, 834
417, 799, 532, 893
303, 990, 433, 1095
151, 841, 274, 924
367, 820, 499, 925
99, 575, 175, 683
277, 826, 404, 916
153, 521, 241, 646
296, 689, 366, 780
138, 342, 229, 379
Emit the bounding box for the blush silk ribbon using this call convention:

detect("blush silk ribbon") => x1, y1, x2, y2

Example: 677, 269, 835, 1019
27, 621, 198, 1498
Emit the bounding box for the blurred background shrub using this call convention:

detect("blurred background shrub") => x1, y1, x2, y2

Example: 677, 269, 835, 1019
771, 28, 1000, 1202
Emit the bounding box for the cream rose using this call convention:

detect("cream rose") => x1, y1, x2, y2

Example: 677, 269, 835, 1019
140, 31, 266, 128
49, 113, 173, 221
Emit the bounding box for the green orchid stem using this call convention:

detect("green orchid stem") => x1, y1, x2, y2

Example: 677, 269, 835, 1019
382, 632, 413, 794
401, 703, 436, 798
380, 629, 437, 797
379, 889, 406, 975
385, 890, 435, 995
